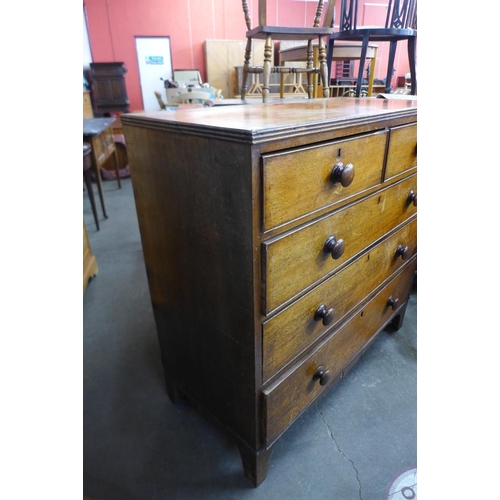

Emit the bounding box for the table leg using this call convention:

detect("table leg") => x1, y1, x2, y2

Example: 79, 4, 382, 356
367, 47, 377, 96
313, 45, 319, 98
112, 145, 121, 188
83, 169, 100, 231
90, 147, 108, 218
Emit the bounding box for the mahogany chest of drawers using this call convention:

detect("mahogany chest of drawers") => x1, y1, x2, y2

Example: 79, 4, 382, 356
121, 98, 417, 486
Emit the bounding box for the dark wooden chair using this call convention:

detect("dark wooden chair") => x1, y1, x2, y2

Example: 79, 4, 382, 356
241, 0, 335, 102
154, 91, 167, 110
326, 0, 417, 97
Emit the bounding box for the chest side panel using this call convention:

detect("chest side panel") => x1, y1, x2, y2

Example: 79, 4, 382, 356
124, 123, 260, 447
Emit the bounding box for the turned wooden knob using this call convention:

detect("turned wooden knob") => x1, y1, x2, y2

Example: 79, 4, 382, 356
396, 244, 409, 260
324, 236, 345, 259
331, 162, 355, 187
313, 365, 332, 386
314, 304, 335, 326
388, 296, 400, 310
407, 190, 417, 207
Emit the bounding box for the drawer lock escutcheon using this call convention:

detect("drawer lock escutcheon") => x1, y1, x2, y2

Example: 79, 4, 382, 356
313, 365, 332, 386
324, 235, 345, 260
314, 304, 335, 326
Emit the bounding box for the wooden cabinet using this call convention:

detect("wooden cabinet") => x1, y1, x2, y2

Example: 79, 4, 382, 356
89, 62, 129, 116
121, 98, 417, 487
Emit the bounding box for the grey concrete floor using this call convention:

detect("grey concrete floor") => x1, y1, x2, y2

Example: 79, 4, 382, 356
83, 177, 417, 500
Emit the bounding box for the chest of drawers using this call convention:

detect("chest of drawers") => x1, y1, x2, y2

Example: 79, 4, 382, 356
121, 98, 417, 487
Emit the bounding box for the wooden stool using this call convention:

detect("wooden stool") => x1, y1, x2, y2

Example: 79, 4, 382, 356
83, 142, 100, 231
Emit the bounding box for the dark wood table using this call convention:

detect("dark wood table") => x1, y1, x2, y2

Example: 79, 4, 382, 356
83, 118, 121, 219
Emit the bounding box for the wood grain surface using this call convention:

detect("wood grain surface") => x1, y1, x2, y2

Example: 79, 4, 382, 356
262, 217, 417, 381
263, 174, 417, 313
263, 261, 417, 446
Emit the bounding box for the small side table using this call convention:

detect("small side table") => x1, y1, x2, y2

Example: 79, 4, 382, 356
83, 118, 122, 219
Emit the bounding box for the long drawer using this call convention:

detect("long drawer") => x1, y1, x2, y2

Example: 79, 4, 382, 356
262, 261, 416, 446
262, 130, 387, 231
262, 217, 417, 381
262, 174, 417, 314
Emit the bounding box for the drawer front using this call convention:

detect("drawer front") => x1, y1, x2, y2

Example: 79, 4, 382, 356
385, 123, 417, 180
262, 131, 387, 231
102, 126, 115, 155
262, 217, 416, 381
92, 134, 105, 164
263, 261, 416, 446
263, 174, 417, 314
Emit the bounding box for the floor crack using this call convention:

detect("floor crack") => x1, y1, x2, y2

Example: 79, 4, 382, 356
316, 402, 363, 500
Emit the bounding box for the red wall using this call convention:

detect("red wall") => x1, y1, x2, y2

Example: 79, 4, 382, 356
84, 0, 412, 111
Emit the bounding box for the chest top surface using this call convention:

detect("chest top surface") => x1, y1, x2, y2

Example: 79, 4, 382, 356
120, 98, 417, 144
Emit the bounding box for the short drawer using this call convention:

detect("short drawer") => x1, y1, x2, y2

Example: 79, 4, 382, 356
102, 126, 115, 156
385, 123, 417, 180
262, 261, 416, 446
262, 217, 416, 381
92, 134, 105, 163
262, 131, 387, 231
262, 174, 417, 314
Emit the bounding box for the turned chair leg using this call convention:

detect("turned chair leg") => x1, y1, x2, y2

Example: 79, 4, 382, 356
306, 39, 314, 98
262, 35, 273, 103
318, 37, 329, 98
241, 38, 252, 100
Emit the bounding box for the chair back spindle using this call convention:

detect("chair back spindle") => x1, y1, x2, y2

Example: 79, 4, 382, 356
339, 0, 358, 32
313, 0, 325, 28
240, 0, 334, 102
327, 0, 417, 96
242, 0, 252, 31
338, 0, 416, 31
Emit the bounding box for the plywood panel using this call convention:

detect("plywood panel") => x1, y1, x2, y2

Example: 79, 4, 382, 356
205, 39, 265, 98
205, 40, 229, 97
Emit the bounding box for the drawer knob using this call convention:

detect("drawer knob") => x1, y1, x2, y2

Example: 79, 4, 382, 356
331, 162, 355, 187
388, 296, 400, 310
324, 236, 345, 259
407, 190, 417, 207
314, 304, 335, 326
313, 366, 332, 386
396, 244, 409, 260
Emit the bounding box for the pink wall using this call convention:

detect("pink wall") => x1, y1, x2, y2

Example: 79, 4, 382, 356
84, 0, 412, 112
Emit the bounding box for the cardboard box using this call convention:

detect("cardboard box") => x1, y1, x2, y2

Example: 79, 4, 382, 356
166, 88, 188, 104
173, 70, 203, 87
